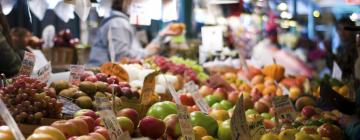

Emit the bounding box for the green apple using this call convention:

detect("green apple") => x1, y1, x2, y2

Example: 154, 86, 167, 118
116, 117, 135, 134
147, 101, 177, 120
219, 100, 233, 110
279, 129, 298, 140
245, 109, 258, 116
205, 95, 222, 106
271, 117, 276, 122
260, 133, 279, 140
190, 111, 218, 137
211, 103, 225, 110
218, 119, 232, 140
261, 113, 272, 120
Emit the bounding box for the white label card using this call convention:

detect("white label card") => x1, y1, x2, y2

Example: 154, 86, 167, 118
177, 104, 195, 140
184, 81, 210, 114
69, 65, 85, 85
332, 62, 342, 81
272, 96, 296, 121
0, 99, 25, 140
19, 51, 36, 76
35, 62, 51, 83
95, 97, 132, 140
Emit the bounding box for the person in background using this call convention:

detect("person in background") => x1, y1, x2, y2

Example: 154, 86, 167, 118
0, 5, 23, 77
10, 27, 32, 52
87, 0, 180, 67
326, 17, 357, 80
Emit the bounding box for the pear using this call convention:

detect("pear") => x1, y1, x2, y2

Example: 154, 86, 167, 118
261, 133, 279, 140
309, 134, 321, 140
279, 129, 298, 140
295, 132, 313, 140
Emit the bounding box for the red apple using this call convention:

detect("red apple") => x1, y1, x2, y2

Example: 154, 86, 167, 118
164, 114, 181, 138
68, 118, 89, 135
107, 76, 119, 84
317, 123, 343, 140
96, 73, 108, 82
263, 119, 276, 129
117, 108, 140, 127
179, 93, 195, 106
74, 109, 98, 120
94, 127, 110, 140
139, 116, 166, 139
33, 126, 66, 140
80, 73, 91, 81
51, 120, 77, 138
187, 105, 200, 113
254, 101, 269, 114
213, 88, 227, 99
88, 132, 106, 140
95, 118, 103, 127
227, 92, 239, 105
75, 116, 95, 132
85, 76, 98, 82
302, 106, 317, 118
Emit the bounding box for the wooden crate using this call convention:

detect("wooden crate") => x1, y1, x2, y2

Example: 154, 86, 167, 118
43, 47, 77, 72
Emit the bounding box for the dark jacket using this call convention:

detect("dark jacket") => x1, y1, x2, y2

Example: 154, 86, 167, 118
0, 27, 22, 77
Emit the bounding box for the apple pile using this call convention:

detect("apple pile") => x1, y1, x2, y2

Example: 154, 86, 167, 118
0, 75, 62, 124
53, 29, 80, 48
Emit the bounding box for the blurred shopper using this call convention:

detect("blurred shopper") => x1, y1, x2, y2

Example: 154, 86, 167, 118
10, 27, 31, 52
88, 0, 180, 66
327, 17, 357, 80
0, 5, 23, 77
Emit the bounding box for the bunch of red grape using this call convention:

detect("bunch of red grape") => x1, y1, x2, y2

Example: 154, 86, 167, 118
0, 75, 62, 124
153, 56, 199, 83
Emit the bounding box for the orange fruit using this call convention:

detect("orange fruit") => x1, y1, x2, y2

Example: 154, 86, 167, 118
193, 126, 208, 140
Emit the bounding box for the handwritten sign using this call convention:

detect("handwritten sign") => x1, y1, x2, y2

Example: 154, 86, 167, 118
231, 94, 250, 140
249, 116, 266, 140
177, 104, 195, 140
35, 62, 51, 83
96, 97, 132, 140
272, 96, 296, 121
69, 65, 85, 85
0, 98, 25, 140
18, 51, 35, 76
184, 81, 210, 114
100, 63, 129, 82
58, 96, 81, 115
141, 71, 159, 105
165, 77, 195, 140
332, 62, 342, 81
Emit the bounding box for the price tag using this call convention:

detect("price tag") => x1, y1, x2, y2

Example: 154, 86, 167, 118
35, 62, 51, 83
69, 65, 85, 85
0, 98, 25, 140
231, 94, 250, 140
184, 81, 210, 114
165, 77, 195, 140
249, 116, 266, 140
177, 104, 195, 140
141, 71, 159, 105
272, 96, 296, 121
58, 96, 82, 115
18, 51, 35, 76
332, 62, 342, 81
95, 97, 132, 140
100, 63, 129, 82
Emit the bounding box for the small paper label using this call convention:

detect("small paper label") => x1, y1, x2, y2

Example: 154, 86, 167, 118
96, 97, 131, 140
184, 81, 210, 114
164, 75, 181, 104
177, 104, 195, 140
231, 94, 250, 140
58, 96, 81, 115
18, 51, 36, 76
249, 116, 266, 140
0, 98, 25, 140
140, 71, 159, 105
69, 65, 85, 85
100, 63, 129, 82
332, 62, 342, 81
272, 96, 296, 121
35, 62, 52, 83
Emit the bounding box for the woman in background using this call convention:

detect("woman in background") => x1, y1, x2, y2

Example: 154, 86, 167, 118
0, 5, 23, 77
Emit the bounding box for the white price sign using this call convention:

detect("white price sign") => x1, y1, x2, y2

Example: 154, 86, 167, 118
184, 81, 210, 114
69, 65, 85, 85
95, 97, 131, 140
35, 62, 51, 83
18, 51, 36, 76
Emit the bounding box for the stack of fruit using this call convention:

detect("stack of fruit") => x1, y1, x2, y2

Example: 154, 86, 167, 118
51, 73, 140, 110
0, 75, 62, 124
53, 29, 80, 48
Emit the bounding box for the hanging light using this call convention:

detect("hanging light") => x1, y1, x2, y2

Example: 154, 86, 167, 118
313, 10, 320, 18
277, 2, 288, 11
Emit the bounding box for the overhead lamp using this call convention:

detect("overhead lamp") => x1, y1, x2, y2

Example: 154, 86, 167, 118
280, 11, 292, 19
313, 10, 320, 18
277, 2, 288, 11
350, 13, 358, 21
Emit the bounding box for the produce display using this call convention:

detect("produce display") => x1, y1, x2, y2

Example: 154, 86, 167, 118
0, 56, 357, 140
53, 29, 80, 48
